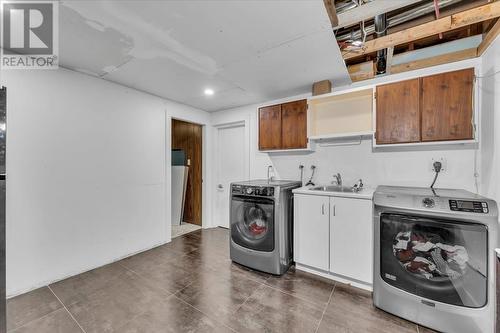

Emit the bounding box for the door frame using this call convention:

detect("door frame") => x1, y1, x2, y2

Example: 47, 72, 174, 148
212, 118, 250, 227
171, 118, 203, 226
165, 111, 209, 242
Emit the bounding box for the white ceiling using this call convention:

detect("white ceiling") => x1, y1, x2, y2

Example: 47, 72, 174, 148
59, 0, 351, 112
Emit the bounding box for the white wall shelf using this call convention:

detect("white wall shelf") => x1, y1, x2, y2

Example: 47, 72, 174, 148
309, 131, 374, 141
260, 146, 315, 154
373, 139, 478, 150
308, 88, 374, 141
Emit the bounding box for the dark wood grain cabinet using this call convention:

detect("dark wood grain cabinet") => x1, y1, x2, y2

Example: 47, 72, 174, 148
259, 105, 282, 150
376, 79, 421, 144
421, 68, 474, 142
281, 100, 308, 149
259, 99, 308, 151
376, 68, 474, 145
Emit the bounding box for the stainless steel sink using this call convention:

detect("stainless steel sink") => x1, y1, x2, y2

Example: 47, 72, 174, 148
310, 185, 360, 193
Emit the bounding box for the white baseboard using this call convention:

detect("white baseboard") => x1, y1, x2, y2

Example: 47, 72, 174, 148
7, 239, 171, 299
295, 263, 373, 292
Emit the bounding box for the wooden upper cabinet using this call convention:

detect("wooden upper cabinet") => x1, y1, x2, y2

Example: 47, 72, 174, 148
281, 99, 308, 149
376, 78, 421, 144
421, 68, 474, 142
259, 99, 308, 151
259, 104, 282, 150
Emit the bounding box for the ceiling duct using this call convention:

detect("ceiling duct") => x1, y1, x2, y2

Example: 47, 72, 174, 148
374, 14, 387, 74
335, 0, 463, 42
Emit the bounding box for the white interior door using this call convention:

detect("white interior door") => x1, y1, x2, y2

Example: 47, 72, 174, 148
215, 123, 247, 228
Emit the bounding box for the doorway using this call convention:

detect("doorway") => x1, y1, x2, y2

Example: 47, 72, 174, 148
171, 119, 202, 238
214, 122, 247, 228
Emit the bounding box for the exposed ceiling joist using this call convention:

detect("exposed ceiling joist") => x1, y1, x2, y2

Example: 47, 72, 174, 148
348, 60, 374, 82
390, 47, 477, 74
336, 0, 416, 30
347, 45, 479, 82
343, 2, 500, 60
477, 18, 500, 55
385, 46, 394, 74
323, 0, 339, 28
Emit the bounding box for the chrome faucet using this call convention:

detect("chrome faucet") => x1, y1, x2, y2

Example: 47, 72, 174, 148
352, 179, 364, 192
332, 173, 342, 187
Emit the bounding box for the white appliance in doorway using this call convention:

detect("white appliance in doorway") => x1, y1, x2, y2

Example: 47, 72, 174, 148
214, 122, 248, 228
171, 166, 188, 226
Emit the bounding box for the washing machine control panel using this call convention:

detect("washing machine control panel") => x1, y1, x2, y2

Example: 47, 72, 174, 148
449, 200, 489, 213
232, 185, 274, 197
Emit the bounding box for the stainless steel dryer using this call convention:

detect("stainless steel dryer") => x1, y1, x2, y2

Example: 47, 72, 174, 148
230, 180, 301, 275
373, 186, 499, 333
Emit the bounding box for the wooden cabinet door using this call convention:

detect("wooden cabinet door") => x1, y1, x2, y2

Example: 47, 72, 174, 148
281, 99, 308, 149
421, 68, 474, 141
330, 197, 373, 284
259, 105, 282, 150
294, 194, 330, 271
376, 79, 420, 144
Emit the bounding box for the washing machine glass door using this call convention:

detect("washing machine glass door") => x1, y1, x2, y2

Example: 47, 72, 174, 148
231, 195, 274, 252
380, 213, 487, 308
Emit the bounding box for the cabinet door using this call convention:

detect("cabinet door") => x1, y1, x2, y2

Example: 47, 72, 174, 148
330, 197, 373, 284
421, 68, 474, 141
376, 79, 420, 144
294, 194, 330, 271
259, 105, 282, 150
281, 99, 308, 149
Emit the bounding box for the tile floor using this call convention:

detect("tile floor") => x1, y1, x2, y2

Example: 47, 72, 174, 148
6, 228, 435, 333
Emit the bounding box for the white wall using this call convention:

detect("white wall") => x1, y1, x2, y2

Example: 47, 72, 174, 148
211, 58, 482, 206
479, 35, 500, 203
0, 68, 211, 296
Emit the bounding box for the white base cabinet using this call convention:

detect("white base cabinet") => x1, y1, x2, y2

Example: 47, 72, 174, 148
330, 196, 373, 284
293, 194, 330, 271
294, 193, 373, 285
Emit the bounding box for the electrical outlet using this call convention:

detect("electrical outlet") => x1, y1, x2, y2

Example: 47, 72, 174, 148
430, 157, 446, 173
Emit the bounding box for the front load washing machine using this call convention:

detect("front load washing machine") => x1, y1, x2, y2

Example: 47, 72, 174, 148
229, 180, 301, 275
374, 186, 499, 333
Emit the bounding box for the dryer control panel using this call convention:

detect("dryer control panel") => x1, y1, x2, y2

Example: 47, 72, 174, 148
232, 185, 274, 197
449, 200, 489, 213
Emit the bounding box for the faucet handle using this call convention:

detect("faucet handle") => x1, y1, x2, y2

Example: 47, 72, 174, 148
353, 179, 364, 191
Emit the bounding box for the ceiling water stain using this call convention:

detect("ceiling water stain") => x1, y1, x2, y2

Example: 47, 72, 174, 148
60, 0, 218, 76
59, 3, 134, 76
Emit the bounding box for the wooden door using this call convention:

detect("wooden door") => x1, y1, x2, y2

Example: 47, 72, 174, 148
258, 105, 282, 150
376, 79, 420, 144
281, 99, 308, 149
421, 68, 474, 142
172, 119, 202, 226
330, 197, 373, 284
294, 194, 330, 271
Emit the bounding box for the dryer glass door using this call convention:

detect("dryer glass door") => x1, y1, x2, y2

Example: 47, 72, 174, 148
231, 195, 274, 252
380, 213, 487, 308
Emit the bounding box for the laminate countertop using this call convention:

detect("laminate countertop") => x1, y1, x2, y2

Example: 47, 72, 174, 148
293, 185, 375, 200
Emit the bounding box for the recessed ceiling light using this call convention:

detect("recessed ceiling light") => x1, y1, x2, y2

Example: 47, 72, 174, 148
204, 88, 214, 96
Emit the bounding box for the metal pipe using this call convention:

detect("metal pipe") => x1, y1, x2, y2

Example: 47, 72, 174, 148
335, 1, 358, 14
335, 0, 376, 15
335, 0, 462, 42
374, 14, 387, 74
